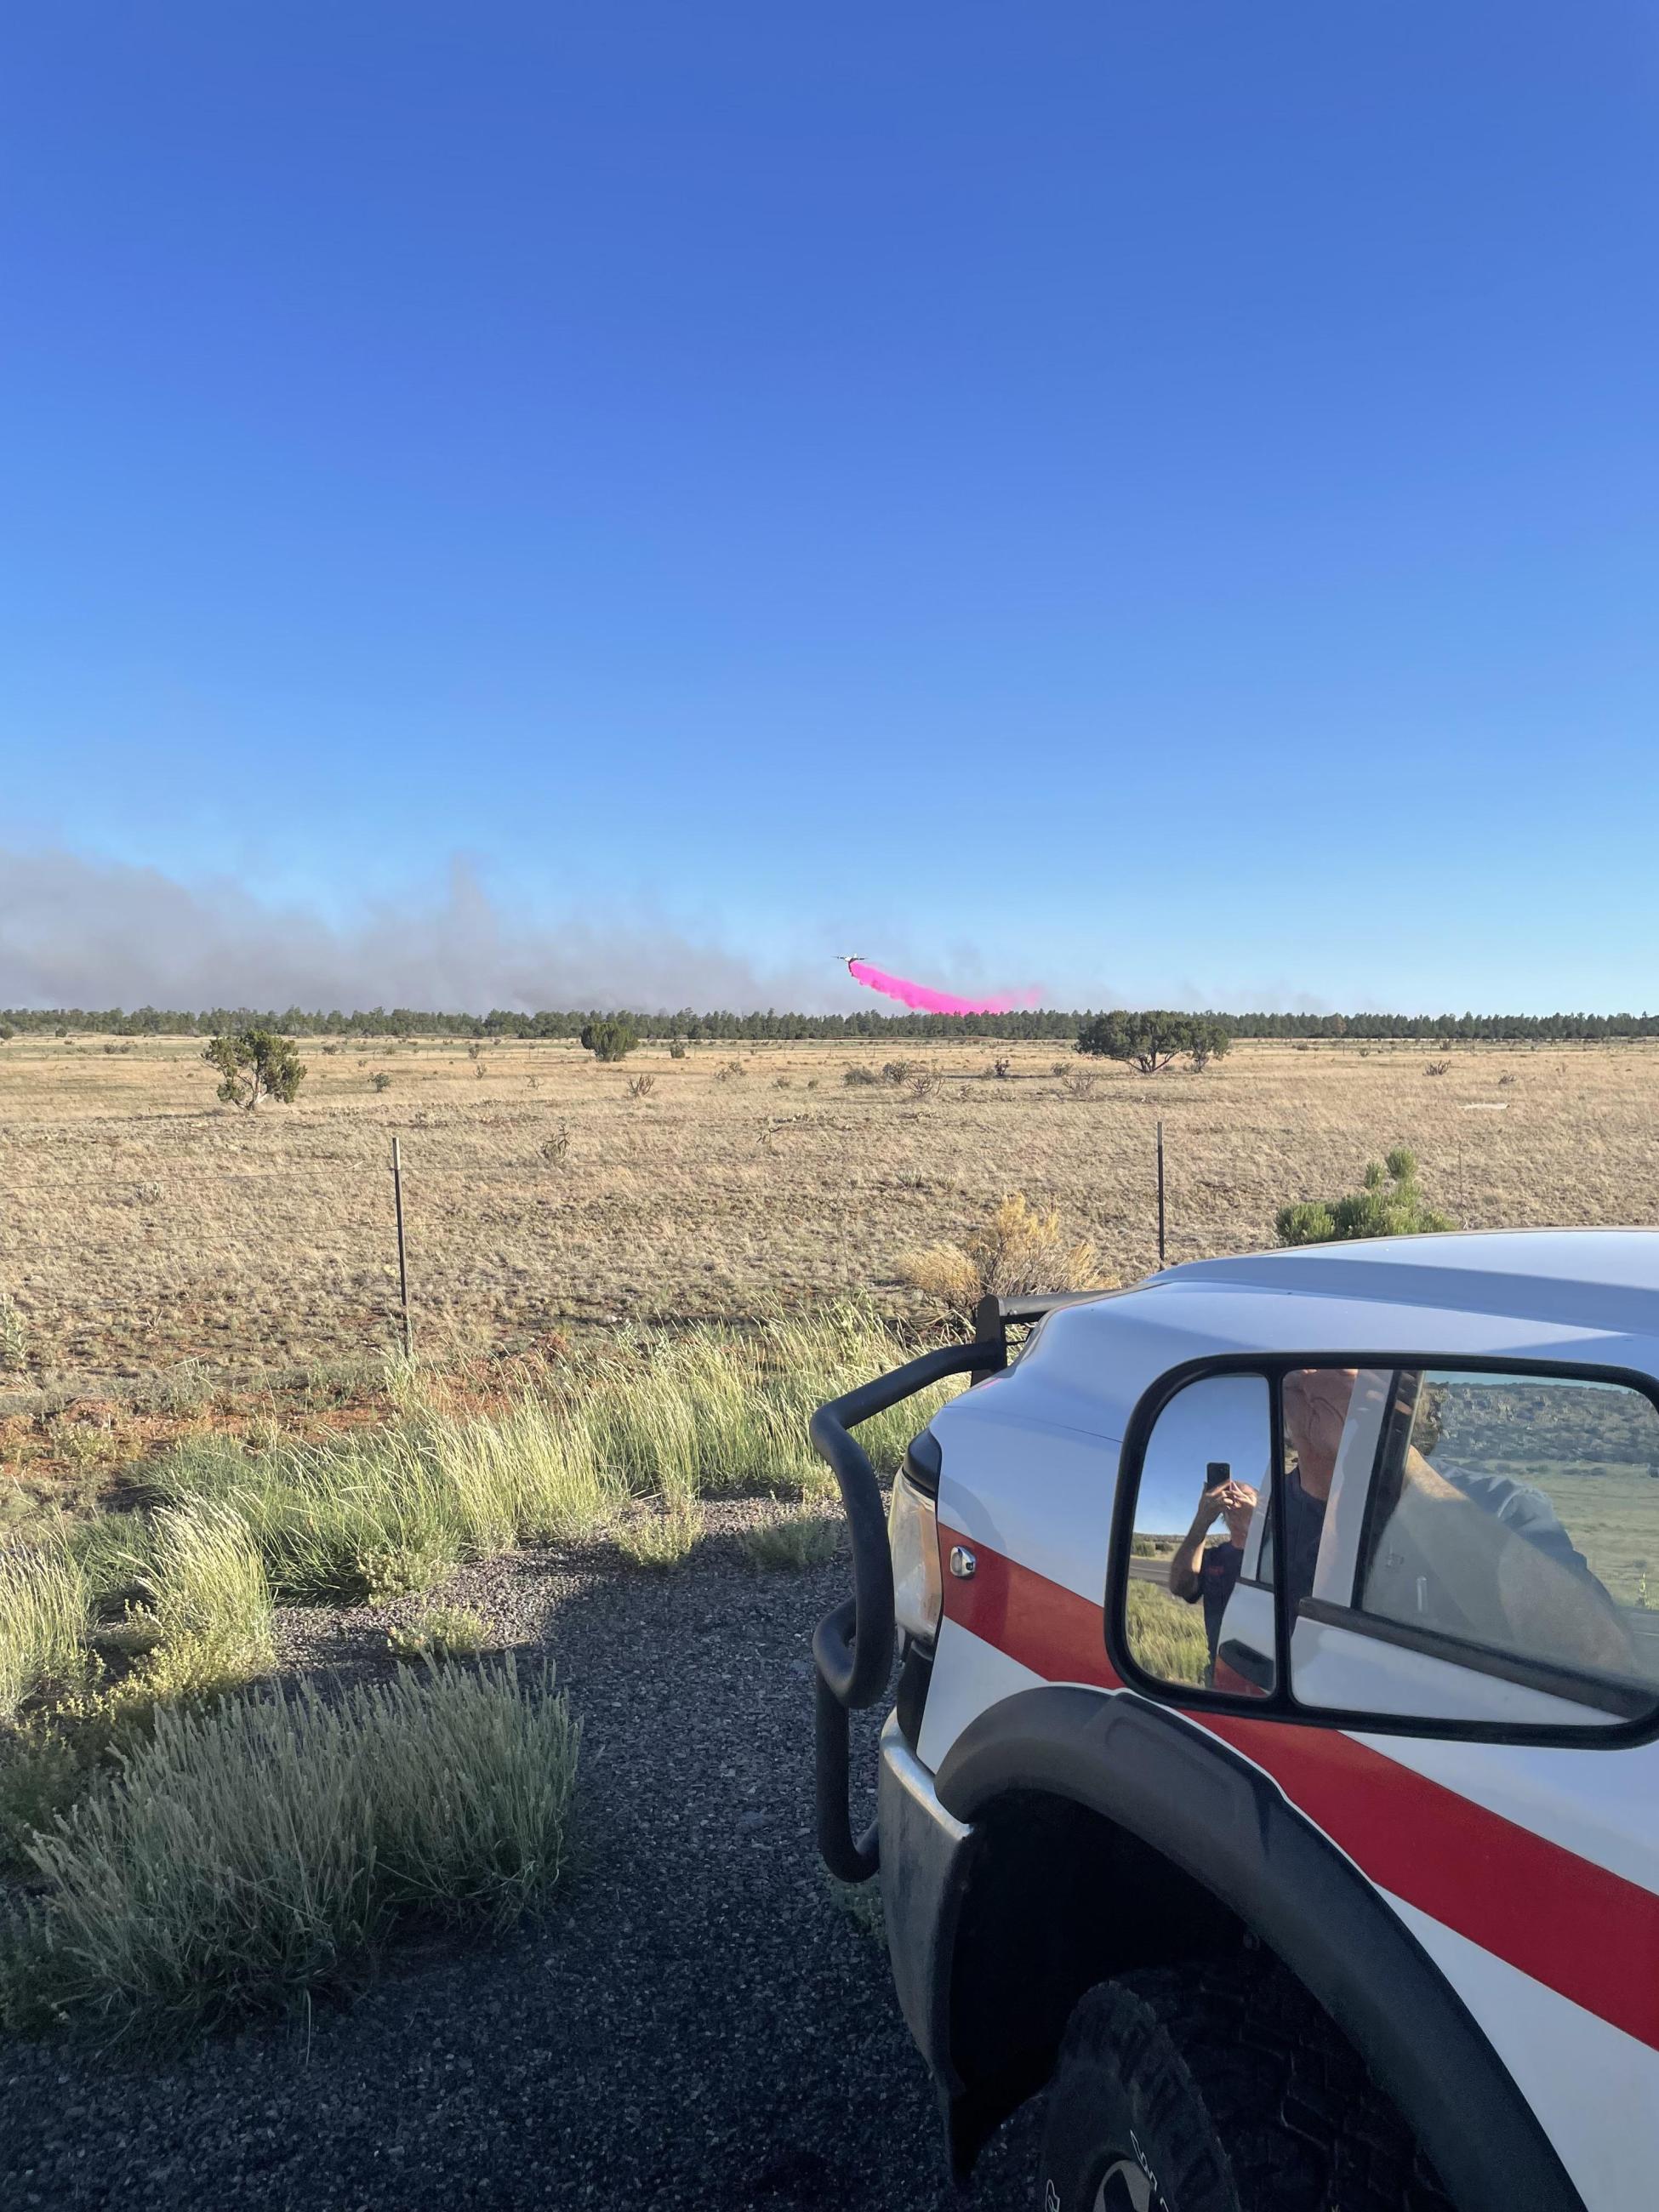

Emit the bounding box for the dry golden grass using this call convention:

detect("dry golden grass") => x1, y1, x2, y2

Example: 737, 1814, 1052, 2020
3, 1032, 1658, 1398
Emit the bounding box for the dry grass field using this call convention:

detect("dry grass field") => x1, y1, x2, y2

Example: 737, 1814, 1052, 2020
4, 1032, 1659, 1399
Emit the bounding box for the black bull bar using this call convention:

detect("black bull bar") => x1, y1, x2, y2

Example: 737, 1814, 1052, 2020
809, 1293, 1103, 1882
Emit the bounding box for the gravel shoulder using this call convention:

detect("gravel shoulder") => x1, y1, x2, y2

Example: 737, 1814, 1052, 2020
2, 1506, 1042, 2209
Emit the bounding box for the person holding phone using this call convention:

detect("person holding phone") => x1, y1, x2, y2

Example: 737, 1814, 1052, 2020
1168, 1463, 1259, 1668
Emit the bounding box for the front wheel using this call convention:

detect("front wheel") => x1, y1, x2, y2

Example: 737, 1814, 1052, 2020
1038, 1954, 1449, 2212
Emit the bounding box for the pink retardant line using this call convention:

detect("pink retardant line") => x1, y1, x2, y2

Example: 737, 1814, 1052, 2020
847, 960, 1042, 1017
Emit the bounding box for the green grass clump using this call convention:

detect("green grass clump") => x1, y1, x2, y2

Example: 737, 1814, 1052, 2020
119, 1498, 274, 1700
0, 1658, 577, 2040
739, 1507, 841, 1571
0, 1541, 91, 1719
387, 1605, 489, 1662
1125, 1582, 1211, 1688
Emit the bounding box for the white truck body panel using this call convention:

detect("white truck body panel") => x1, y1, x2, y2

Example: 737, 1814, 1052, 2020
913, 1231, 1659, 2209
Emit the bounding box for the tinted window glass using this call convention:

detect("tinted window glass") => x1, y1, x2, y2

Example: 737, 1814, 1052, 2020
1358, 1371, 1659, 1690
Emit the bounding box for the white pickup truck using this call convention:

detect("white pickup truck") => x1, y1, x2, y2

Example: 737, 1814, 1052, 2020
811, 1231, 1659, 2212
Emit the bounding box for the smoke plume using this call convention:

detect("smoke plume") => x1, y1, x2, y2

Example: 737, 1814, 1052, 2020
0, 849, 846, 1014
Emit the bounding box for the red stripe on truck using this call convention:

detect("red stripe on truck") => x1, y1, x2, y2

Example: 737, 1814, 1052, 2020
938, 1523, 1659, 2052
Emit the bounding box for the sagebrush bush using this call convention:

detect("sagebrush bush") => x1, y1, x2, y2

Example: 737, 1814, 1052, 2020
387, 1605, 489, 1662
738, 1507, 841, 1571
0, 1660, 578, 2038
897, 1195, 1112, 1325
614, 1481, 702, 1569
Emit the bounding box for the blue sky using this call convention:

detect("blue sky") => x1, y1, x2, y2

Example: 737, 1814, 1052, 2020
3, 3, 1657, 1012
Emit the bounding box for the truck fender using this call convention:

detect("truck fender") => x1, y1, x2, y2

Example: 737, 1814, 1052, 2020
935, 1685, 1585, 2212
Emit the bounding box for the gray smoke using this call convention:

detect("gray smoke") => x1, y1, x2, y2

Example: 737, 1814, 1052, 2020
0, 849, 852, 1014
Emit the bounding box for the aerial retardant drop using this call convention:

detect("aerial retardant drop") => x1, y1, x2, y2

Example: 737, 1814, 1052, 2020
844, 958, 1042, 1018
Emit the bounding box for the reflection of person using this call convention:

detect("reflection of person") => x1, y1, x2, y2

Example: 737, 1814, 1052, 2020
1283, 1368, 1630, 1676
1278, 1367, 1357, 1605
1169, 1468, 1258, 1667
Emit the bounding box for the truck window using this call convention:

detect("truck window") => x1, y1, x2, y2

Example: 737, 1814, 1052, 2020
1351, 1369, 1659, 1696
1123, 1373, 1274, 1696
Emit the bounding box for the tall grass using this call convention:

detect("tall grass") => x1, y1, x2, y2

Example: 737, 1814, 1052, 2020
1125, 1582, 1211, 1688
123, 1499, 274, 1699
140, 1302, 936, 1602
1, 1306, 939, 1750
0, 1658, 578, 2039
0, 1541, 90, 1719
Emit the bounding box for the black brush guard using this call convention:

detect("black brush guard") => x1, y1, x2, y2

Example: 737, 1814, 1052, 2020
810, 1291, 1106, 1882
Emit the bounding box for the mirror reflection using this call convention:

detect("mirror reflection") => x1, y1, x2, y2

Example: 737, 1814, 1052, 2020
1126, 1374, 1274, 1696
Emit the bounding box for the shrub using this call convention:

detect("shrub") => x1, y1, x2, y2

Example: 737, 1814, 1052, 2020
1275, 1149, 1456, 1246
991, 1058, 1012, 1080
1075, 1012, 1229, 1075
714, 1059, 746, 1083
1060, 1070, 1098, 1100
615, 1482, 702, 1569
842, 1064, 880, 1086
356, 1542, 448, 1603
667, 1039, 687, 1059
881, 1060, 916, 1087
0, 1659, 578, 2038
627, 1073, 657, 1099
369, 1070, 393, 1093
387, 1606, 488, 1662
1425, 1059, 1451, 1076
580, 1019, 638, 1063
201, 1031, 306, 1110
739, 1508, 841, 1571
540, 1122, 571, 1168
897, 1194, 1112, 1325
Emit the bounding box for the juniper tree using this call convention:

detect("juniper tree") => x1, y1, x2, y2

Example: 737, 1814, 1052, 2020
579, 1018, 639, 1063
202, 1030, 307, 1110
1075, 1012, 1230, 1075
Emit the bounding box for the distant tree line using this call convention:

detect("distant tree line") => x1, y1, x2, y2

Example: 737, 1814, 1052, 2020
3, 1005, 1659, 1045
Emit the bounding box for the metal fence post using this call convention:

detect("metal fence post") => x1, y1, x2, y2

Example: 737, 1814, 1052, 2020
391, 1137, 413, 1357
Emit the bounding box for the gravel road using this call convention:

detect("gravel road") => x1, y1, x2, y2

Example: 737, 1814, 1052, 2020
1, 1508, 1043, 2209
